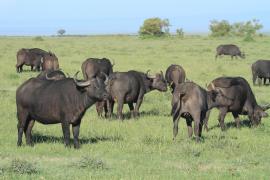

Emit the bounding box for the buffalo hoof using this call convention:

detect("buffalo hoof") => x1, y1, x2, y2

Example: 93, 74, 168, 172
26, 142, 34, 147
204, 126, 209, 132
195, 137, 203, 142
74, 144, 80, 149
64, 144, 71, 148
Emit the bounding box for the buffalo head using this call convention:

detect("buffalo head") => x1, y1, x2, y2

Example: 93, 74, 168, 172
73, 72, 109, 101
146, 70, 167, 92
252, 104, 270, 125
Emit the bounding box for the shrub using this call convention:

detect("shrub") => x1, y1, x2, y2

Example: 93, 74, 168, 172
232, 19, 263, 36
209, 20, 231, 37
139, 17, 170, 37
176, 28, 184, 38
33, 36, 44, 41
75, 156, 107, 170
9, 159, 38, 174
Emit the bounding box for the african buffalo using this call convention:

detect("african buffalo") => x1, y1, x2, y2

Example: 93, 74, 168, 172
171, 82, 233, 141
81, 57, 114, 117
215, 44, 245, 60
251, 60, 270, 85
41, 52, 59, 71
16, 48, 58, 73
165, 64, 186, 93
204, 77, 270, 131
16, 72, 109, 148
106, 70, 167, 119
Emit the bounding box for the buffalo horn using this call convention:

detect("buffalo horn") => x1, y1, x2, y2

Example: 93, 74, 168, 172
146, 70, 155, 79
46, 73, 56, 80
261, 104, 270, 111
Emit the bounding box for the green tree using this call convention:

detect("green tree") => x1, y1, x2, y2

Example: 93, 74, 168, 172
176, 28, 184, 38
231, 19, 263, 41
139, 18, 170, 37
57, 29, 66, 36
209, 20, 231, 37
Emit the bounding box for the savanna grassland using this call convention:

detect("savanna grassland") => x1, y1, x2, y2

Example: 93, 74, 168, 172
0, 35, 270, 179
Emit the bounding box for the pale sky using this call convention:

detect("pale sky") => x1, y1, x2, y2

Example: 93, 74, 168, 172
0, 0, 269, 35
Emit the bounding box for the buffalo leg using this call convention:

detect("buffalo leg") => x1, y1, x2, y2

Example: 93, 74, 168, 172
203, 110, 211, 132
258, 78, 262, 86
31, 65, 33, 71
16, 64, 22, 73
186, 116, 193, 138
218, 108, 227, 131
96, 101, 104, 117
192, 112, 202, 142
25, 120, 35, 146
117, 98, 124, 120
252, 74, 257, 86
199, 112, 206, 137
17, 110, 29, 146
232, 112, 240, 128
61, 122, 71, 147
128, 103, 135, 118
134, 91, 144, 117
263, 78, 267, 85
72, 122, 81, 149
173, 116, 180, 140
106, 100, 114, 118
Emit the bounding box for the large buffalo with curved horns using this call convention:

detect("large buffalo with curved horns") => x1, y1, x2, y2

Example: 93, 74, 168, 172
16, 71, 109, 148
105, 70, 167, 119
204, 76, 270, 131
81, 57, 114, 117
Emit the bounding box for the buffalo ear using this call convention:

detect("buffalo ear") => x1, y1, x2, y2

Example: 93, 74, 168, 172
210, 90, 218, 102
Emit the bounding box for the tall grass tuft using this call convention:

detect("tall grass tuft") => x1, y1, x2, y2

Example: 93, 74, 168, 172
74, 156, 107, 170
8, 159, 38, 174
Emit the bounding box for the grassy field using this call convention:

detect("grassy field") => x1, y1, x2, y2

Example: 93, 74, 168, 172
0, 35, 270, 179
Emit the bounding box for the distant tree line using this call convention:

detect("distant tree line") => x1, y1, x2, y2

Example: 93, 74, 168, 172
138, 17, 263, 40
209, 19, 263, 41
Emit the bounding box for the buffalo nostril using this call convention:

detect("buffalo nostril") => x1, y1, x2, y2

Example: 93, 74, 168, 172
103, 93, 109, 99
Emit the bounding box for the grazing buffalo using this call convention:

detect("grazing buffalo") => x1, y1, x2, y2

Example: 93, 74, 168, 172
204, 77, 270, 131
81, 58, 114, 117
251, 60, 270, 85
165, 64, 186, 93
16, 48, 58, 73
16, 72, 109, 148
106, 70, 167, 119
36, 69, 66, 80
41, 52, 59, 71
215, 44, 245, 60
171, 82, 233, 141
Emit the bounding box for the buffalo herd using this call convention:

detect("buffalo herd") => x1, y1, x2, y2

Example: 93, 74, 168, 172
15, 44, 270, 148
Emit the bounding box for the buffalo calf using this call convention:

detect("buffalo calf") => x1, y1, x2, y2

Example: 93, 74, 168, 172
171, 82, 232, 141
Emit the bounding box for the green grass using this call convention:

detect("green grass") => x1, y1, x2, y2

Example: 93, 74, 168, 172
0, 35, 270, 179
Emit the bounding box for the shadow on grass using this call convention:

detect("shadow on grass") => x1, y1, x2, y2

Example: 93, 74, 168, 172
101, 109, 169, 120
207, 119, 251, 131
32, 132, 123, 144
